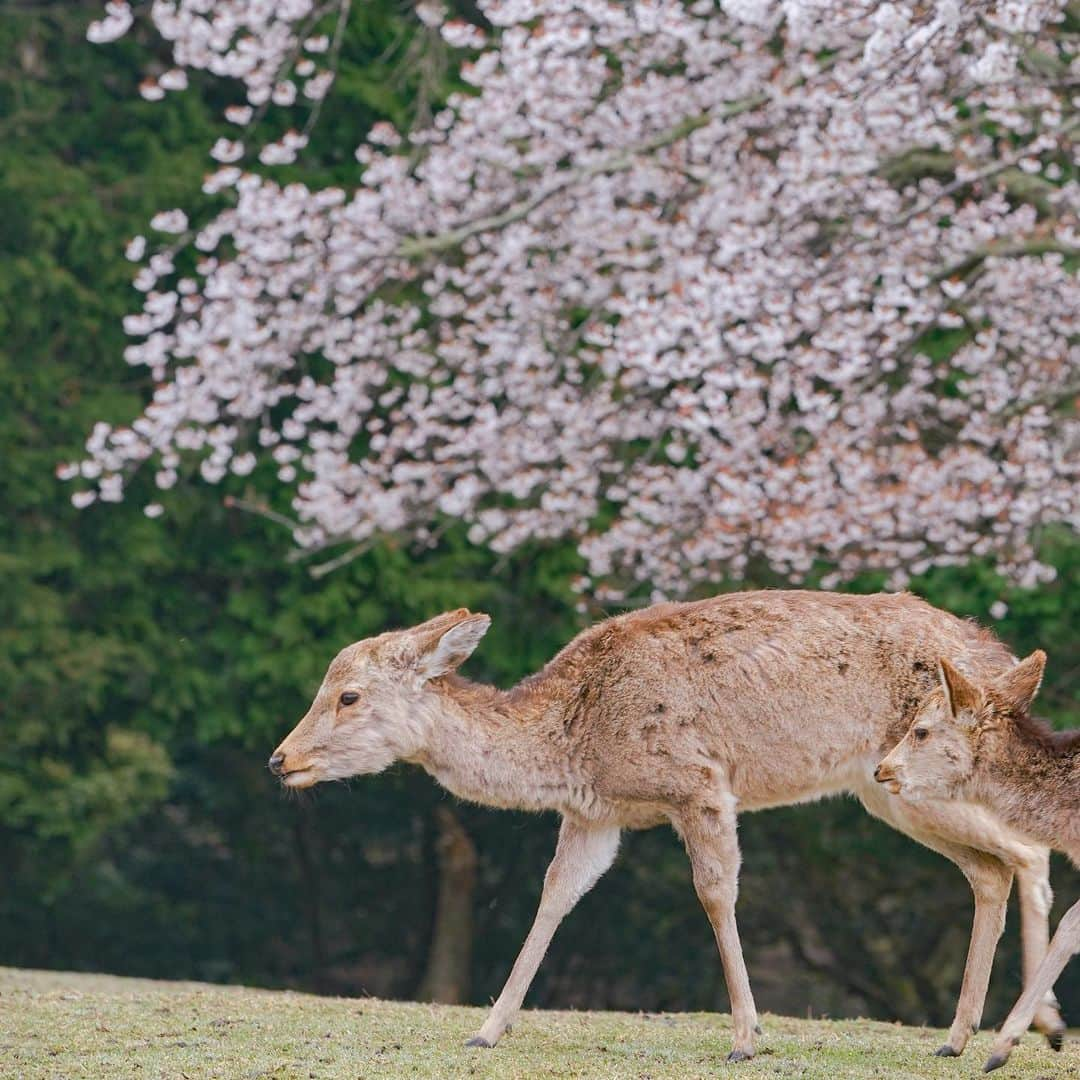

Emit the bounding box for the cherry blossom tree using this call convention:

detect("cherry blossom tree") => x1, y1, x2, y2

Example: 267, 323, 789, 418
68, 0, 1079, 599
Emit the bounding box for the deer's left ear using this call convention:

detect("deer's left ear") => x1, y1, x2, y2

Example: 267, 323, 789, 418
416, 614, 491, 680
938, 658, 982, 721
995, 650, 1046, 714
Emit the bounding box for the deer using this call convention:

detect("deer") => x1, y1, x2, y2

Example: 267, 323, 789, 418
268, 592, 1066, 1062
875, 650, 1079, 1072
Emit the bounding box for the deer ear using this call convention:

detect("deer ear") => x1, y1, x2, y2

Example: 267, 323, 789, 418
415, 613, 491, 680
995, 650, 1046, 714
938, 658, 982, 721
413, 608, 472, 635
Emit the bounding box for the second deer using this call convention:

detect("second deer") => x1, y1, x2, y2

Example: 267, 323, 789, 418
876, 650, 1078, 1071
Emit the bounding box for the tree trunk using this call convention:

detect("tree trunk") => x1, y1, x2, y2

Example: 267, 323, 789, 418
418, 805, 477, 1004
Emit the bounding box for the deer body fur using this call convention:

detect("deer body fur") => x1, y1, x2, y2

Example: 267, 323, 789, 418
271, 590, 1064, 1061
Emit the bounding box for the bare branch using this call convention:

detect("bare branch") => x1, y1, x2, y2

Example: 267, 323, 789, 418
309, 542, 372, 578
223, 495, 298, 532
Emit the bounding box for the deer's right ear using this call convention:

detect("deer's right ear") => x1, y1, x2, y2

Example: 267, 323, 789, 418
937, 658, 982, 721
415, 614, 491, 681
995, 650, 1046, 715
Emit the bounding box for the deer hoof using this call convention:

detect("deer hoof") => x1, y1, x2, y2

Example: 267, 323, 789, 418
465, 1037, 493, 1049
934, 1045, 961, 1057
726, 1049, 753, 1063
1045, 1026, 1065, 1052
983, 1052, 1010, 1073
754, 1024, 763, 1035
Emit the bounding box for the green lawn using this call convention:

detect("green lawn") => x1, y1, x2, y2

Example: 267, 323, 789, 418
1, 967, 1075, 1079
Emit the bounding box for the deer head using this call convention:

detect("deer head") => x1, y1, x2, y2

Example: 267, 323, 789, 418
874, 650, 1046, 800
268, 609, 491, 787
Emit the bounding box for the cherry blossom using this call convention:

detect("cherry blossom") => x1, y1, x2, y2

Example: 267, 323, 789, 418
86, 1, 133, 45
75, 1, 1079, 598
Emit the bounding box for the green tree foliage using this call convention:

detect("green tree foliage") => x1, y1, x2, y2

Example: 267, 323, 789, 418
0, 0, 1075, 1029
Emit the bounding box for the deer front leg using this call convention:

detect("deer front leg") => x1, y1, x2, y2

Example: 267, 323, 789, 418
856, 786, 1049, 1057
676, 800, 759, 1063
933, 850, 1013, 1056
467, 818, 620, 1049
985, 899, 1080, 1072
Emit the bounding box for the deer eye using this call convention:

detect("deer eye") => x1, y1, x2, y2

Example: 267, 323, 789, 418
339, 691, 359, 707
913, 727, 930, 743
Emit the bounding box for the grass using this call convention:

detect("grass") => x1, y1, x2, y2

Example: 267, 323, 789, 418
1, 967, 1076, 1079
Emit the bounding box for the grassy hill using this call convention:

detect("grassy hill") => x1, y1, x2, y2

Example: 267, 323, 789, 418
1, 967, 1075, 1079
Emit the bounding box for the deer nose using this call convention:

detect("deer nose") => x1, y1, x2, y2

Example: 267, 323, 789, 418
268, 751, 286, 776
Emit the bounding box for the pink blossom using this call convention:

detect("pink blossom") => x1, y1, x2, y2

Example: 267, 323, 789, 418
86, 1, 132, 44
160, 68, 189, 91
211, 139, 245, 163
76, 0, 1080, 596
149, 209, 189, 234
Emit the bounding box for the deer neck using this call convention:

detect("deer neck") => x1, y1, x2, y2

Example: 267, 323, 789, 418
975, 724, 1080, 864
409, 675, 574, 813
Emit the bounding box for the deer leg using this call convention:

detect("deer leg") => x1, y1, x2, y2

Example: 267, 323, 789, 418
935, 850, 1013, 1056
676, 800, 759, 1062
857, 786, 1014, 1057
1014, 855, 1067, 1048
986, 900, 1080, 1072
895, 803, 1064, 1050
467, 817, 620, 1049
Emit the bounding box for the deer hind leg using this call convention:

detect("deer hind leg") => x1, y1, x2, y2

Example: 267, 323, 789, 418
857, 786, 1013, 1057
468, 817, 620, 1049
986, 899, 1080, 1072
674, 799, 759, 1063
1014, 853, 1067, 1048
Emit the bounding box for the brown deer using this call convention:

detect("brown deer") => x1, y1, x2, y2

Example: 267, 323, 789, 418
269, 592, 1065, 1062
876, 650, 1078, 1071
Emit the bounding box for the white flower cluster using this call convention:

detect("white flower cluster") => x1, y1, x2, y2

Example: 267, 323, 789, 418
87, 1, 133, 44
76, 0, 1079, 597
90, 0, 337, 122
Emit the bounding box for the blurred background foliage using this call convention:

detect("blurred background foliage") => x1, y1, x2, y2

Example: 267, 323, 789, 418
0, 0, 1076, 1029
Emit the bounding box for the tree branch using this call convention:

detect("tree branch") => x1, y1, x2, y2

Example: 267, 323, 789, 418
935, 238, 1080, 282
223, 494, 298, 532
1001, 378, 1080, 418
308, 541, 372, 578
301, 0, 353, 139
891, 114, 1080, 231
397, 96, 768, 259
